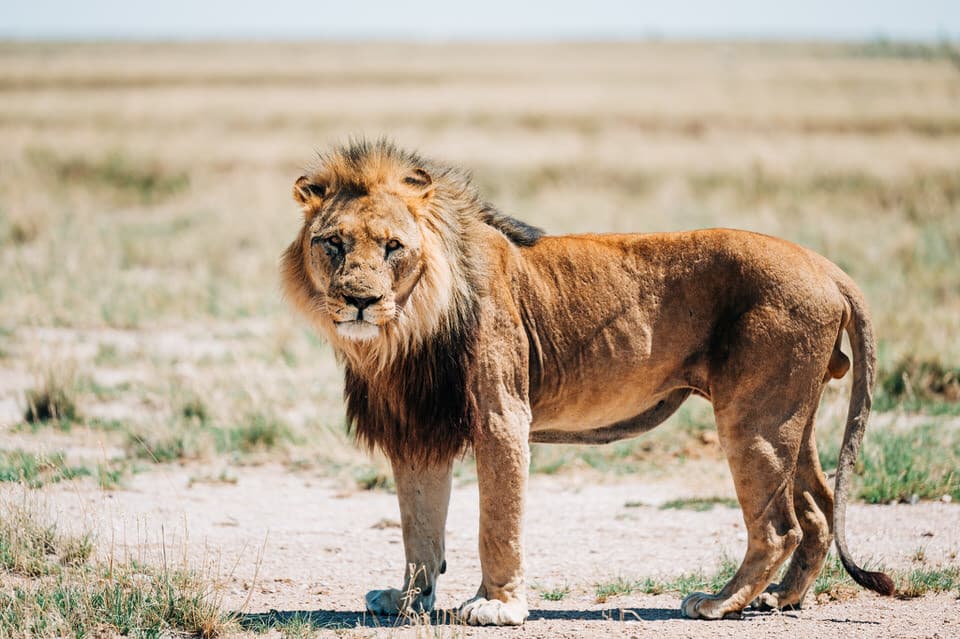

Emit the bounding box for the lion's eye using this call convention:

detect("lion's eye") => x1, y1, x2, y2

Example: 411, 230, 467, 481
385, 239, 402, 256
314, 235, 343, 256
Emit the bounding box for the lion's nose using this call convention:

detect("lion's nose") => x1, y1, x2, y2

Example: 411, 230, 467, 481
344, 295, 381, 311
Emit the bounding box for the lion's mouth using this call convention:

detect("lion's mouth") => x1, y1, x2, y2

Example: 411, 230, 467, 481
335, 320, 381, 342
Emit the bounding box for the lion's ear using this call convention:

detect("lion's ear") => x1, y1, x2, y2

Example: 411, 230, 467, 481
401, 168, 433, 199
293, 176, 326, 206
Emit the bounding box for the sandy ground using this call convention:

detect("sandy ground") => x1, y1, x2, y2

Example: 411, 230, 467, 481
16, 463, 960, 638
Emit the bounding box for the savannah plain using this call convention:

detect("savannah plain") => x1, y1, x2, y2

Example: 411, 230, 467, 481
0, 40, 959, 637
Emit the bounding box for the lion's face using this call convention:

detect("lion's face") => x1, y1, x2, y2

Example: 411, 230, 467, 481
301, 189, 425, 342
283, 151, 469, 363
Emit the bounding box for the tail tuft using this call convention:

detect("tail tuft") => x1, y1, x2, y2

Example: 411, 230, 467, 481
840, 547, 896, 596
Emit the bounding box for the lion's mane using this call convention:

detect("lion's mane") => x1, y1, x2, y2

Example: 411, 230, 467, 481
281, 140, 542, 463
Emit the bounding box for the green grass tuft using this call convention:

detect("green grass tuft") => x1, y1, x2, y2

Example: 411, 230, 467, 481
875, 357, 960, 413
819, 422, 960, 504
126, 428, 199, 464
270, 612, 320, 638
0, 450, 91, 489
855, 424, 960, 503
595, 576, 639, 603
23, 368, 80, 426
539, 585, 571, 601
659, 496, 739, 512
353, 466, 395, 492
595, 557, 739, 602
897, 567, 960, 599
95, 462, 127, 490
216, 412, 295, 454
126, 411, 296, 464
180, 396, 210, 423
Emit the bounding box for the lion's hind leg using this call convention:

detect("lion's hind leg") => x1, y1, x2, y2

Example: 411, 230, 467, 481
753, 407, 834, 611
680, 427, 803, 619
682, 377, 825, 618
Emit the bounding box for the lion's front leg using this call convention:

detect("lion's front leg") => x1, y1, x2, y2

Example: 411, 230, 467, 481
365, 456, 452, 618
459, 396, 531, 626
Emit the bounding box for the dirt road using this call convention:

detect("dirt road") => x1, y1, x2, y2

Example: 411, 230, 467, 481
20, 462, 959, 638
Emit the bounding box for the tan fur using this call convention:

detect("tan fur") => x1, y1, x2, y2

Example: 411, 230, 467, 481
281, 140, 892, 626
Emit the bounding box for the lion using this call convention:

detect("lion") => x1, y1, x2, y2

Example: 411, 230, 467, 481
281, 139, 894, 626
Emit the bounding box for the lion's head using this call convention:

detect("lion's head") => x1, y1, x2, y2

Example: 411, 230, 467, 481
290, 166, 430, 343
281, 140, 543, 460
281, 140, 497, 371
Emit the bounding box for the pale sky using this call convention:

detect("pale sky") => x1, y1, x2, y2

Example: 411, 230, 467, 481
3, 0, 959, 41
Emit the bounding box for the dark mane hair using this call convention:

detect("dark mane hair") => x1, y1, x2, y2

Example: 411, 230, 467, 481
344, 306, 479, 464
479, 205, 545, 247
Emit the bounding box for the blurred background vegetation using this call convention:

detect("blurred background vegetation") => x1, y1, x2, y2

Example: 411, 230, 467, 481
0, 39, 958, 489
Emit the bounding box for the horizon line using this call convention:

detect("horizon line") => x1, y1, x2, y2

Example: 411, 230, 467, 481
1, 31, 957, 45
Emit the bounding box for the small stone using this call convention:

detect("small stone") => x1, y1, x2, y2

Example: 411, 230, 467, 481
908, 494, 920, 505
942, 494, 953, 503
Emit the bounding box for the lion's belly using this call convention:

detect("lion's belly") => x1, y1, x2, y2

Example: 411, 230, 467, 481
529, 376, 667, 433
532, 405, 649, 432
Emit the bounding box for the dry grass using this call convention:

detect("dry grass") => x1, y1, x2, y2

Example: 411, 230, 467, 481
23, 366, 80, 426
0, 500, 234, 638
0, 39, 957, 484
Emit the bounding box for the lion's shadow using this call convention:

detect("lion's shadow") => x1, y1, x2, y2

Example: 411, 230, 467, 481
234, 606, 685, 630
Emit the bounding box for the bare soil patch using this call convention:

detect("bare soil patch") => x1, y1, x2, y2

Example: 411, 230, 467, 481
11, 463, 958, 638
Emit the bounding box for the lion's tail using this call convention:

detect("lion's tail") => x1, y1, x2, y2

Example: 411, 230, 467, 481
833, 276, 896, 597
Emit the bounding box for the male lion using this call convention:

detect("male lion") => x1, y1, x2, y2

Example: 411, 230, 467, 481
281, 139, 894, 625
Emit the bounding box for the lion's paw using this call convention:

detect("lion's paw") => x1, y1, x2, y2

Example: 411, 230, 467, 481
458, 596, 527, 626
366, 586, 436, 617
365, 588, 405, 616
681, 592, 742, 620
750, 588, 803, 612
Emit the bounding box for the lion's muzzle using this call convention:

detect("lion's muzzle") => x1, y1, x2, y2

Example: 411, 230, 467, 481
344, 295, 382, 321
